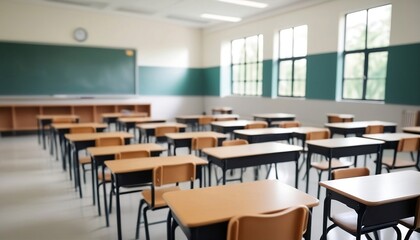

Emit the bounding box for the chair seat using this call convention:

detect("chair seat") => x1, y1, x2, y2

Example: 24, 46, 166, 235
141, 186, 180, 208
381, 158, 417, 168
97, 171, 111, 182
79, 156, 91, 164
331, 211, 359, 233
399, 217, 414, 228
311, 159, 352, 170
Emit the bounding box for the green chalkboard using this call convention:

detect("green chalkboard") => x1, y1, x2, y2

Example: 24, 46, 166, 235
0, 42, 136, 95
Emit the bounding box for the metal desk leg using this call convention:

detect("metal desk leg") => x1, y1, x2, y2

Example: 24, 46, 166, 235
115, 176, 123, 240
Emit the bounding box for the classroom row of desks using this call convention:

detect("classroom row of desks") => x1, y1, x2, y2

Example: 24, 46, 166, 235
37, 112, 420, 240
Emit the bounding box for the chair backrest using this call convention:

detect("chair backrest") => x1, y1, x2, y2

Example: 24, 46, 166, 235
278, 121, 301, 128
306, 129, 330, 140
198, 116, 214, 125
227, 205, 309, 240
191, 136, 218, 150
327, 115, 343, 123
70, 126, 96, 134
115, 150, 150, 160
365, 125, 384, 134
153, 162, 196, 187
53, 117, 76, 124
397, 137, 420, 152
155, 126, 179, 137
332, 167, 370, 180
95, 136, 125, 147
245, 122, 268, 129
222, 139, 249, 146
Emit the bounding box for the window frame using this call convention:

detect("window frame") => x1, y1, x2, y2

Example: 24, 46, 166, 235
277, 25, 308, 98
230, 34, 263, 96
341, 5, 391, 101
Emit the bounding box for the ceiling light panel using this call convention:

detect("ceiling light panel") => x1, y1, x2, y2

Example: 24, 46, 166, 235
218, 0, 268, 8
201, 13, 241, 22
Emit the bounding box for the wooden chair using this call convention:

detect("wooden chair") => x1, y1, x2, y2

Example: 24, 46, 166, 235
306, 129, 352, 198
381, 137, 420, 172
328, 115, 352, 123
52, 117, 77, 123
365, 125, 384, 134
399, 197, 420, 240
191, 136, 218, 156
324, 167, 402, 240
94, 136, 125, 218
155, 126, 178, 143
217, 139, 249, 183
362, 125, 384, 166
277, 121, 301, 128
69, 126, 96, 184
198, 116, 214, 131
135, 163, 196, 240
245, 121, 268, 129
227, 205, 309, 240
222, 139, 249, 146
116, 150, 150, 160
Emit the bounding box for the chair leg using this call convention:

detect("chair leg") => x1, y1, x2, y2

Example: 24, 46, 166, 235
317, 170, 323, 199
167, 211, 172, 240
81, 164, 86, 184
96, 182, 102, 216
373, 230, 380, 240
365, 233, 374, 240
392, 225, 402, 240
135, 199, 146, 239
108, 184, 114, 214
144, 206, 151, 240
404, 229, 414, 240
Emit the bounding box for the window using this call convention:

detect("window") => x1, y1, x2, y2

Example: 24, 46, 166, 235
342, 5, 392, 101
278, 25, 307, 97
231, 34, 263, 96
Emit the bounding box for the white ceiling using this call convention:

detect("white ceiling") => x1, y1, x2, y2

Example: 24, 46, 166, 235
17, 0, 316, 28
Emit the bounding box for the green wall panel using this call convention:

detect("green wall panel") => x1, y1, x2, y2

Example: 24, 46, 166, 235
386, 43, 420, 105
203, 66, 220, 96
138, 66, 203, 95
0, 42, 136, 95
306, 52, 338, 100
262, 59, 275, 98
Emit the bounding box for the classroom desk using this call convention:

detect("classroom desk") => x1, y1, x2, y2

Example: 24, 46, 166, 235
65, 132, 133, 198
403, 126, 420, 134
326, 113, 354, 122
51, 122, 107, 169
176, 114, 239, 130
101, 112, 148, 128
305, 137, 384, 193
233, 127, 293, 143
324, 120, 397, 137
37, 114, 79, 150
253, 113, 296, 126
363, 133, 420, 170
105, 155, 208, 240
165, 131, 227, 156
210, 120, 262, 134
116, 117, 166, 133
87, 143, 165, 226
212, 106, 233, 114
319, 171, 420, 240
164, 179, 319, 240
203, 142, 302, 187
136, 122, 187, 143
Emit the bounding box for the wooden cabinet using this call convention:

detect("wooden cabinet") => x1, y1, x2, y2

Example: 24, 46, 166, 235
0, 103, 151, 132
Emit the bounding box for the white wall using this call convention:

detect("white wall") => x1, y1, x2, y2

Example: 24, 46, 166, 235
202, 0, 420, 129
0, 0, 205, 119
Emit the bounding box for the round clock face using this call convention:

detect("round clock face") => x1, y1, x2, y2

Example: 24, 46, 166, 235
73, 27, 88, 42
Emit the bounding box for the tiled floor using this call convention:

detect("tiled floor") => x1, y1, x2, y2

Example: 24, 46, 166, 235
0, 134, 418, 240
